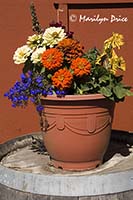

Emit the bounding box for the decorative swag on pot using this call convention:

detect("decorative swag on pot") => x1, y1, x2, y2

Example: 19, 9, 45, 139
4, 3, 133, 170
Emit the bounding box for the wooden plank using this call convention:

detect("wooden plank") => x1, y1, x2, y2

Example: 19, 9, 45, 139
0, 184, 133, 200
0, 184, 78, 200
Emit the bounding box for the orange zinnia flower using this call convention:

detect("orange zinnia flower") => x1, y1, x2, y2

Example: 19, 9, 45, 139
41, 48, 63, 70
52, 68, 73, 90
70, 57, 91, 77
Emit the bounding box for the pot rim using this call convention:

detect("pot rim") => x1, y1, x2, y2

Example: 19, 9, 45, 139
41, 94, 106, 101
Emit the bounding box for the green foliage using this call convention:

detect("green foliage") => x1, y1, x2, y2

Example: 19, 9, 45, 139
74, 48, 133, 102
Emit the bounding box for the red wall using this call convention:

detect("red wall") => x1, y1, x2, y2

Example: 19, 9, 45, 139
0, 0, 56, 143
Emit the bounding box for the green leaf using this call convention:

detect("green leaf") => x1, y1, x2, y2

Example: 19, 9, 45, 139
47, 74, 52, 79
113, 85, 131, 99
23, 60, 32, 74
80, 84, 89, 91
125, 89, 133, 96
40, 67, 45, 74
99, 75, 109, 84
73, 81, 77, 90
100, 87, 112, 97
93, 66, 107, 78
76, 87, 83, 95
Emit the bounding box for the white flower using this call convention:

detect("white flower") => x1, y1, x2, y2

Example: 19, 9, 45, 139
27, 34, 43, 49
42, 27, 66, 47
13, 45, 32, 64
31, 46, 46, 64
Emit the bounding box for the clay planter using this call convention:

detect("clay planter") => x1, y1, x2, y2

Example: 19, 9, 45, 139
41, 94, 115, 171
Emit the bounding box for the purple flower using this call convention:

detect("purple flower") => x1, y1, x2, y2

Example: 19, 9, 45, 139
42, 90, 47, 95
30, 97, 36, 103
4, 92, 9, 97
66, 31, 74, 38
28, 71, 32, 76
36, 104, 44, 112
56, 90, 66, 96
36, 76, 43, 83
12, 104, 16, 108
49, 21, 65, 29
21, 73, 26, 80
30, 89, 36, 95
47, 90, 53, 95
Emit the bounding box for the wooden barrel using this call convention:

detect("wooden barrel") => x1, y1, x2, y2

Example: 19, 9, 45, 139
0, 132, 133, 200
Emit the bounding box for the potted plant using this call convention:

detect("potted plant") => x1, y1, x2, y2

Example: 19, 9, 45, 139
4, 3, 133, 170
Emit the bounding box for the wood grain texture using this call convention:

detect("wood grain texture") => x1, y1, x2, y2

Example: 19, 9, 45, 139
0, 184, 133, 200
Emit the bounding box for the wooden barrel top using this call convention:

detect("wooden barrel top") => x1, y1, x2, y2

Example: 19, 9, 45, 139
0, 132, 133, 197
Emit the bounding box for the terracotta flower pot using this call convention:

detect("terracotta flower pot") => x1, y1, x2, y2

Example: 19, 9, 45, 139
41, 94, 115, 171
